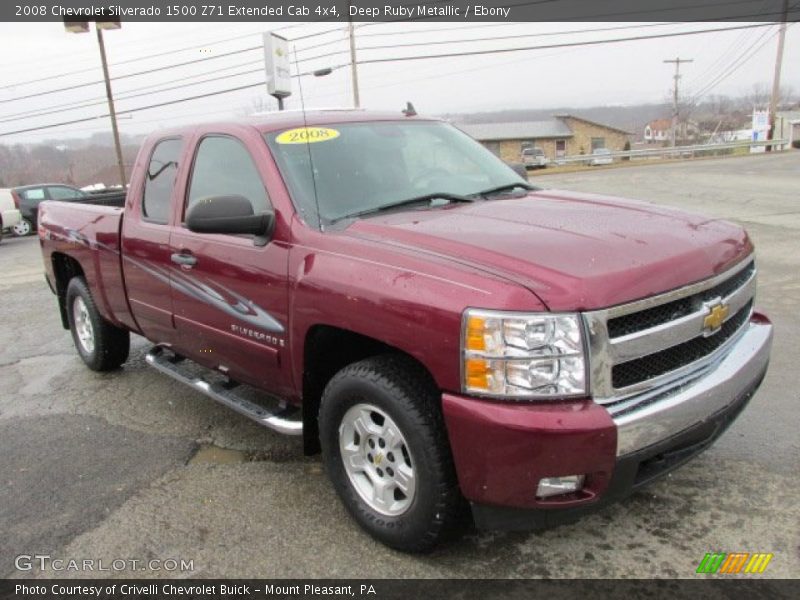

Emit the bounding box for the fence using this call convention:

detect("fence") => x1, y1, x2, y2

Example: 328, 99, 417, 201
551, 139, 792, 165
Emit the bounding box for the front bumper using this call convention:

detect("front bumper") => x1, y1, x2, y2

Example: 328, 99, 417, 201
441, 315, 772, 530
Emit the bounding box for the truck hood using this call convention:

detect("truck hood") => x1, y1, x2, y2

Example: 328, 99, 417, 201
343, 189, 752, 311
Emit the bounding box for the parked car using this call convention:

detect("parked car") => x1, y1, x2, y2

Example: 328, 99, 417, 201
11, 184, 87, 236
0, 188, 23, 244
521, 147, 548, 169
589, 148, 614, 166
38, 111, 772, 552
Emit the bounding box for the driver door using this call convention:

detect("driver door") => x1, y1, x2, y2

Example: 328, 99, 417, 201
169, 132, 291, 396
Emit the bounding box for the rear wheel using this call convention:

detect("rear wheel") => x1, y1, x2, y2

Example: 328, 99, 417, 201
13, 218, 32, 236
66, 277, 130, 371
319, 355, 463, 552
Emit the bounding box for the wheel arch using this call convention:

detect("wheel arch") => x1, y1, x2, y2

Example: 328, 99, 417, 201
300, 324, 439, 456
52, 252, 86, 329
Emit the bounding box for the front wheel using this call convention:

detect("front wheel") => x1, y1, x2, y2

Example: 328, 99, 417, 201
13, 218, 32, 236
66, 277, 130, 371
319, 355, 464, 553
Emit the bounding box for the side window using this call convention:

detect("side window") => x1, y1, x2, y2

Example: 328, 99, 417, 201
143, 138, 182, 224
186, 136, 270, 218
49, 186, 83, 200
591, 137, 606, 150
21, 188, 46, 201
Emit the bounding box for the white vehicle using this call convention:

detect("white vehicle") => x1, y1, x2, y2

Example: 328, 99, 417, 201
521, 147, 548, 169
589, 148, 613, 166
0, 188, 22, 244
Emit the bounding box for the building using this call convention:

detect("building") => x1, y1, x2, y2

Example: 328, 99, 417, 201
644, 118, 671, 143
775, 110, 800, 150
457, 115, 632, 163
644, 118, 701, 144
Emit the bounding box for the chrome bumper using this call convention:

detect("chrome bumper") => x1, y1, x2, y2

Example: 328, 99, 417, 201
613, 319, 772, 456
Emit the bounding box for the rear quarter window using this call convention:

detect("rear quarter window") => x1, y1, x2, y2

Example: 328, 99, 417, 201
21, 188, 46, 201
143, 138, 182, 224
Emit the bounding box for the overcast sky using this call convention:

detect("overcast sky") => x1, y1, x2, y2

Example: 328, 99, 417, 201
0, 19, 797, 144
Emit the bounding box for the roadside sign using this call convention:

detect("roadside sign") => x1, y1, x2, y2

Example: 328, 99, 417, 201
263, 32, 291, 98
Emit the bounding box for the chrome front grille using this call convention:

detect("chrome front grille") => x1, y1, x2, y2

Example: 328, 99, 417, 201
606, 261, 755, 338
584, 258, 756, 414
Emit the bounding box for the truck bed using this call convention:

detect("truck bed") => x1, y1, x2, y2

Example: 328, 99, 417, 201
39, 200, 134, 333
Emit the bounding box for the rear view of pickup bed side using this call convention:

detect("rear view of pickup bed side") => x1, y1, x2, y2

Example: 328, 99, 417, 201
38, 111, 772, 552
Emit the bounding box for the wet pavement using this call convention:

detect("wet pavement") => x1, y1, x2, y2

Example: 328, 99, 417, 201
1, 152, 798, 578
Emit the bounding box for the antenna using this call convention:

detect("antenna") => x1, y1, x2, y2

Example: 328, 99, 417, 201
294, 46, 324, 232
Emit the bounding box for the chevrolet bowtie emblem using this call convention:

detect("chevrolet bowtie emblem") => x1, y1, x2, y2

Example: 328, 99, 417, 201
703, 301, 729, 335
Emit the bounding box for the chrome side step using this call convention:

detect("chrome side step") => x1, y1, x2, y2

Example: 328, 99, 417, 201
145, 346, 302, 436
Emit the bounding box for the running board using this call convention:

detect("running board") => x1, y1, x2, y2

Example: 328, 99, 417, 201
145, 346, 302, 436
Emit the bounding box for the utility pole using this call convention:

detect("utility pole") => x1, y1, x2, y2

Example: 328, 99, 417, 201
347, 1, 360, 108
663, 57, 693, 147
64, 19, 126, 188
96, 26, 126, 188
767, 0, 789, 151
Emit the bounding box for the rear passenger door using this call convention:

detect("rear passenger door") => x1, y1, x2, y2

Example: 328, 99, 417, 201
169, 133, 291, 395
121, 137, 184, 344
19, 187, 47, 225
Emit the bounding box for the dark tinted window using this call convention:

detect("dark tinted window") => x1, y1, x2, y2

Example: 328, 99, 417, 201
143, 138, 182, 223
48, 186, 84, 200
186, 136, 269, 216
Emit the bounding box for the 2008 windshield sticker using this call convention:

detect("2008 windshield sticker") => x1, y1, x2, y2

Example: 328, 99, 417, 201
276, 127, 340, 144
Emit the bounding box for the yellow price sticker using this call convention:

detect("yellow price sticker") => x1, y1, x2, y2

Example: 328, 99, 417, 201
275, 127, 340, 144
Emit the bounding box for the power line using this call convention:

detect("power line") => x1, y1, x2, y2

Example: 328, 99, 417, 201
2, 1, 788, 105
683, 0, 773, 88
687, 25, 789, 103
0, 22, 708, 121
298, 20, 688, 55
0, 64, 265, 124
686, 28, 776, 101
320, 22, 778, 66
0, 21, 781, 138
0, 24, 346, 94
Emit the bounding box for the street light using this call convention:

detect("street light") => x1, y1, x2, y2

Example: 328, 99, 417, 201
64, 19, 127, 188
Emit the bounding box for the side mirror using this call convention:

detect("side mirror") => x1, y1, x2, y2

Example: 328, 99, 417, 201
186, 195, 275, 246
505, 161, 530, 181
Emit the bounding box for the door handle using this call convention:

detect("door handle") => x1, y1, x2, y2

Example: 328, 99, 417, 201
171, 252, 197, 267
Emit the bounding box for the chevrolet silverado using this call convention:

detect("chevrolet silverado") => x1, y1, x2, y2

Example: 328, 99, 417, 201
38, 110, 772, 552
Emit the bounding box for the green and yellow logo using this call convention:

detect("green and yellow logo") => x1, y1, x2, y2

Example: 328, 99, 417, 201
696, 552, 773, 574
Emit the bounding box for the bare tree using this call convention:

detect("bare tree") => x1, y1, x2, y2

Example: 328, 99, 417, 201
745, 83, 771, 110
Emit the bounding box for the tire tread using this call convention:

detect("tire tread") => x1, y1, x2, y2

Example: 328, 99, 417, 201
66, 277, 130, 371
320, 354, 464, 552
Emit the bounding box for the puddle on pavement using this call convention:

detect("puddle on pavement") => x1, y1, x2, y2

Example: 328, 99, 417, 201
188, 444, 247, 465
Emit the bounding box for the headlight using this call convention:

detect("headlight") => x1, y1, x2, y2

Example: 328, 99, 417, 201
462, 309, 587, 399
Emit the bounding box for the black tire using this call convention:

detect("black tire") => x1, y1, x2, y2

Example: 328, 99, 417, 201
66, 277, 130, 371
319, 355, 464, 552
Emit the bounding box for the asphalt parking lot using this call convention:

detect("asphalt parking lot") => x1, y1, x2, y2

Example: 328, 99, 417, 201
1, 152, 798, 579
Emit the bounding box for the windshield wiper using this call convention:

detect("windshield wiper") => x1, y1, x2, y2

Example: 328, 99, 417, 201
476, 182, 536, 198
334, 192, 475, 222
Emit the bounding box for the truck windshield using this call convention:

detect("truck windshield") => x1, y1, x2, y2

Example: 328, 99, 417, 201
265, 120, 529, 226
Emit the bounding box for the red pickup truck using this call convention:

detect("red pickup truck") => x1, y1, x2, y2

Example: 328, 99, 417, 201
39, 110, 772, 552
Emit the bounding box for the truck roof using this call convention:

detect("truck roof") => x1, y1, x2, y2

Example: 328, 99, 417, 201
147, 109, 438, 139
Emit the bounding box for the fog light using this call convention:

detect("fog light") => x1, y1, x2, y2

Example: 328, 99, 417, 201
536, 475, 585, 498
